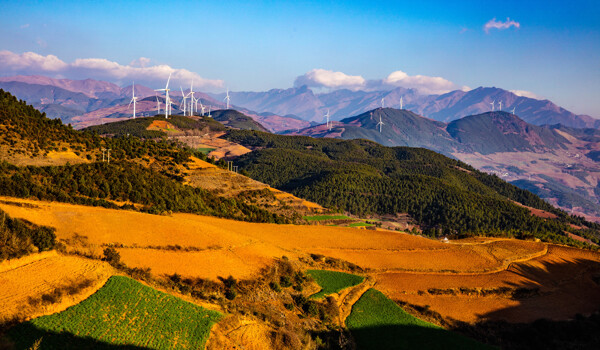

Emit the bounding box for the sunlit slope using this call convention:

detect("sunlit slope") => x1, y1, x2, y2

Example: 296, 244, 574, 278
1, 196, 599, 324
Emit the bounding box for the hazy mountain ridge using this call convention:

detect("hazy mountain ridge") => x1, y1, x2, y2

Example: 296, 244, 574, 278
222, 85, 598, 129
1, 75, 597, 131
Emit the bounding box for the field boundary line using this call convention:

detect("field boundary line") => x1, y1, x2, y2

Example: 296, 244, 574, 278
0, 250, 58, 274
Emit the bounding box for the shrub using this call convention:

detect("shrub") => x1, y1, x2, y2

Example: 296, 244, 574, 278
102, 247, 121, 266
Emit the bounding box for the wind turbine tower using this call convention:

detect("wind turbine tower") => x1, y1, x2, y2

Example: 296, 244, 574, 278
224, 88, 231, 109
490, 100, 495, 111
376, 115, 384, 133
155, 93, 161, 115
325, 109, 331, 130
498, 101, 503, 111
128, 83, 138, 119
511, 107, 516, 115
155, 73, 172, 118
381, 97, 385, 108
180, 87, 187, 116
400, 96, 403, 110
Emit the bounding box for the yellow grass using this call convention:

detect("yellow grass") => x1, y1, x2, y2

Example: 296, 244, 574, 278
0, 252, 113, 322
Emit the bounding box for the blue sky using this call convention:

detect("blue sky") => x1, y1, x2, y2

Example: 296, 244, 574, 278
0, 0, 599, 116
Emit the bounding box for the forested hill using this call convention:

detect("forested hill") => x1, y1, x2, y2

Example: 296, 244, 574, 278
209, 109, 270, 132
0, 89, 287, 225
225, 130, 600, 245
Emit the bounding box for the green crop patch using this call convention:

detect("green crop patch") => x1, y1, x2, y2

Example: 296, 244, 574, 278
303, 215, 352, 221
8, 275, 222, 350
346, 289, 491, 350
307, 269, 364, 299
348, 222, 375, 227
196, 147, 216, 154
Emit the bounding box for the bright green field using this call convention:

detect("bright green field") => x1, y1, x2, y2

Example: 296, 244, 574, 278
303, 214, 352, 221
348, 222, 375, 227
346, 289, 491, 350
307, 270, 364, 299
196, 147, 216, 154
7, 276, 222, 350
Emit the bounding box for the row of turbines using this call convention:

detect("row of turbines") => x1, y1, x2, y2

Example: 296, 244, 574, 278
127, 73, 233, 119
489, 100, 516, 115
325, 94, 519, 134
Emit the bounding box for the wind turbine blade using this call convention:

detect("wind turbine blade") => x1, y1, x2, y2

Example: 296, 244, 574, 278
166, 73, 171, 89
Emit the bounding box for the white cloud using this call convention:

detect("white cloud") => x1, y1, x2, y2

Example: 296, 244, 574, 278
381, 70, 468, 95
130, 57, 151, 68
0, 50, 224, 90
294, 69, 365, 90
20, 24, 30, 29
294, 68, 466, 94
510, 89, 542, 100
484, 17, 520, 33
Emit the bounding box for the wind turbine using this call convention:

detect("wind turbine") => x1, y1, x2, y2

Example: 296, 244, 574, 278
128, 82, 138, 119
224, 88, 231, 109
207, 105, 212, 118
186, 81, 196, 116
490, 100, 495, 111
511, 107, 516, 115
381, 97, 385, 108
199, 101, 206, 116
400, 96, 403, 110
376, 115, 384, 133
325, 109, 331, 130
498, 101, 503, 111
155, 73, 172, 118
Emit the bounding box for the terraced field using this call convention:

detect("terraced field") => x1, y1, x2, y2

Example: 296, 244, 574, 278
1, 196, 599, 326
7, 276, 222, 350
0, 252, 113, 323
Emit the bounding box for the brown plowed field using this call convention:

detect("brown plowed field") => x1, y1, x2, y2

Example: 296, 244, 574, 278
1, 196, 599, 324
0, 252, 113, 322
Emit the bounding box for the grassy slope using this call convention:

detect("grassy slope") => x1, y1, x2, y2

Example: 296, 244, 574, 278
346, 289, 490, 350
307, 270, 364, 299
8, 276, 222, 350
225, 130, 600, 245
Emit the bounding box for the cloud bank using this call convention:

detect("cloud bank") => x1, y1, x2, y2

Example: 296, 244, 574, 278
484, 18, 520, 33
510, 89, 542, 100
294, 68, 468, 95
0, 50, 224, 90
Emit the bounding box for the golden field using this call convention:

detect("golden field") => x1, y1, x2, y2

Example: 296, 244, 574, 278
1, 196, 599, 324
0, 251, 113, 322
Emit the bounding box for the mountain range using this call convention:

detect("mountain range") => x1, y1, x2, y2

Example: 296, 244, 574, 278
212, 86, 600, 129
0, 75, 598, 131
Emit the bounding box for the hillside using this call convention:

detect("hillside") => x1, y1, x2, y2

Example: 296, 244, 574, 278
1, 196, 600, 349
289, 109, 600, 219
0, 89, 307, 225
225, 129, 600, 245
208, 109, 270, 132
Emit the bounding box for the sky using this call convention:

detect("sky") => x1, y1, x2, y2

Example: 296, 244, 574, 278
0, 0, 599, 116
